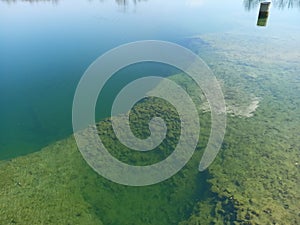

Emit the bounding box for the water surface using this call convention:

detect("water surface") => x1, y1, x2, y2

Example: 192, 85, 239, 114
0, 1, 300, 225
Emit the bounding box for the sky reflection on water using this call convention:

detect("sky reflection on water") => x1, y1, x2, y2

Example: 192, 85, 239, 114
0, 0, 299, 159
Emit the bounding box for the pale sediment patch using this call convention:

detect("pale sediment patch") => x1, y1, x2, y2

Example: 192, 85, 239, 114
201, 97, 260, 118
227, 97, 260, 118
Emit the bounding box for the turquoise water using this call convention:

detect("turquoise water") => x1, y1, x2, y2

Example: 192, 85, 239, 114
0, 0, 299, 157
1, 1, 300, 225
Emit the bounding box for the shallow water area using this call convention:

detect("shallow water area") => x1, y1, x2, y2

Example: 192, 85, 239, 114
0, 0, 300, 224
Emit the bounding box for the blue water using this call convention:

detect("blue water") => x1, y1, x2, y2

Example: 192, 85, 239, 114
0, 0, 299, 159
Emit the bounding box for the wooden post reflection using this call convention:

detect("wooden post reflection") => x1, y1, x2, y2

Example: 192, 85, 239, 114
257, 2, 271, 27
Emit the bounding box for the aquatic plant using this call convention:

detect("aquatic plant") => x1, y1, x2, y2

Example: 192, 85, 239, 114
1, 32, 299, 225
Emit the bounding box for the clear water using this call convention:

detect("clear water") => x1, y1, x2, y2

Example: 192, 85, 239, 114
1, 0, 298, 159
0, 0, 299, 175
1, 1, 300, 225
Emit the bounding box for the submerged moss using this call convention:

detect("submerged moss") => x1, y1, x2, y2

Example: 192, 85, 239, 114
0, 137, 103, 225
0, 96, 209, 225
179, 32, 300, 225
1, 32, 299, 225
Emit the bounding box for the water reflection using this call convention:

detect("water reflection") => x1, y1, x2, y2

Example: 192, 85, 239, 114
115, 0, 147, 11
244, 0, 300, 10
257, 2, 271, 26
2, 0, 300, 9
1, 0, 59, 4
1, 0, 147, 4
115, 0, 147, 5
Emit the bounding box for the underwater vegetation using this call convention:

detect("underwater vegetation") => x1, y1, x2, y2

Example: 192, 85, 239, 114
0, 96, 210, 225
0, 32, 299, 225
180, 32, 300, 224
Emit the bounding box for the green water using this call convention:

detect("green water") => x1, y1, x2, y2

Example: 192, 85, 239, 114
0, 0, 300, 224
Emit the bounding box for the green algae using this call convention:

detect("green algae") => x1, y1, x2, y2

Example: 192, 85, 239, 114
179, 32, 300, 225
0, 136, 204, 225
0, 138, 104, 225
1, 32, 300, 225
0, 97, 209, 225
